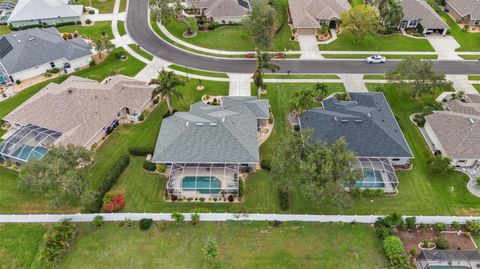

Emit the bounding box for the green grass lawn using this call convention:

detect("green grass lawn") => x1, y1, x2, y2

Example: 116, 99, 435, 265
468, 75, 480, 80
474, 84, 480, 93
461, 55, 480, 60
168, 64, 229, 78
319, 31, 434, 51
57, 222, 387, 269
0, 25, 11, 35
83, 0, 115, 13
350, 0, 365, 6
119, 0, 127, 12
322, 54, 438, 59
58, 21, 114, 39
0, 224, 45, 269
363, 74, 387, 80
163, 0, 299, 51
263, 74, 340, 79
128, 44, 154, 61
117, 20, 126, 36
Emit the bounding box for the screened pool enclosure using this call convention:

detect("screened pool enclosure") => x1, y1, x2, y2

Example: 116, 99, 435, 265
0, 124, 61, 163
416, 250, 480, 269
350, 157, 399, 193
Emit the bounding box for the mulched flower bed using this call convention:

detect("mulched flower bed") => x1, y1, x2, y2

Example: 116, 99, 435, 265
398, 227, 476, 254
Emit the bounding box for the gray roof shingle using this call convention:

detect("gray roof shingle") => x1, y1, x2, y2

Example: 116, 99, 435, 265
288, 0, 351, 28
446, 0, 480, 20
8, 0, 83, 23
299, 92, 413, 158
400, 0, 449, 29
186, 0, 250, 19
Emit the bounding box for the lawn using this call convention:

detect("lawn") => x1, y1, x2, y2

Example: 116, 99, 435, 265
350, 0, 365, 6
83, 0, 115, 13
363, 74, 386, 80
319, 31, 434, 51
168, 64, 229, 78
163, 0, 299, 51
468, 75, 480, 81
128, 44, 154, 61
58, 21, 114, 39
117, 20, 126, 36
474, 84, 480, 93
0, 224, 45, 269
57, 222, 388, 269
119, 0, 127, 12
0, 25, 11, 35
263, 74, 340, 79
322, 54, 438, 59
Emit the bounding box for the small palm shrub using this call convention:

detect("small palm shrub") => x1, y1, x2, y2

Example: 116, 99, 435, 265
139, 218, 153, 230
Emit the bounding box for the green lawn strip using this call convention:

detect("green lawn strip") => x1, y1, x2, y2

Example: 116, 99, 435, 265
468, 75, 480, 81
168, 64, 229, 78
363, 74, 387, 80
119, 0, 127, 12
58, 21, 114, 40
117, 20, 126, 36
263, 74, 340, 79
474, 84, 480, 93
128, 44, 154, 61
322, 54, 438, 59
83, 0, 115, 13
57, 222, 388, 268
460, 55, 480, 60
0, 224, 45, 268
350, 0, 365, 6
319, 31, 434, 51
424, 0, 480, 52
0, 25, 11, 35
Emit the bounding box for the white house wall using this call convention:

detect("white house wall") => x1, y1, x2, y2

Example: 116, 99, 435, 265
389, 157, 411, 166
11, 55, 92, 81
9, 16, 82, 28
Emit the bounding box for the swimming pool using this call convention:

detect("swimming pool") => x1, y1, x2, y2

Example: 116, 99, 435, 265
182, 176, 221, 194
11, 146, 48, 161
354, 170, 384, 188
426, 266, 471, 269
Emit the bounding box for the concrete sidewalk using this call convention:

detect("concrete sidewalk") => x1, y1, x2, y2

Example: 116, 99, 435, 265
446, 75, 479, 95
298, 35, 323, 59
339, 74, 368, 92
228, 73, 252, 96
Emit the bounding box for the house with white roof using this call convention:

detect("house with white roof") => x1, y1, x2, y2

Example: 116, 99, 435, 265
7, 0, 83, 28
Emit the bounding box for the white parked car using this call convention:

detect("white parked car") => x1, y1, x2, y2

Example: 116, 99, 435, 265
366, 55, 386, 64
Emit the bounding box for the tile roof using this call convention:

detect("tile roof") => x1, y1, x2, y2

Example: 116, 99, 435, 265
299, 92, 413, 158
288, 0, 351, 28
400, 0, 449, 29
3, 75, 153, 147
446, 0, 480, 20
152, 96, 269, 164
0, 27, 91, 75
8, 0, 83, 23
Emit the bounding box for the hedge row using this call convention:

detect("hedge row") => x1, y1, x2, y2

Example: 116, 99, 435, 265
86, 155, 130, 213
128, 147, 154, 156
8, 21, 80, 31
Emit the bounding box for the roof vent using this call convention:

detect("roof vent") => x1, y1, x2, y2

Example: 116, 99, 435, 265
196, 122, 204, 126
367, 113, 371, 118
28, 37, 35, 41
469, 118, 475, 125
209, 123, 217, 126
354, 119, 362, 123
334, 116, 337, 121
222, 118, 225, 122
340, 119, 349, 123
68, 89, 73, 94
17, 39, 21, 43
186, 121, 189, 126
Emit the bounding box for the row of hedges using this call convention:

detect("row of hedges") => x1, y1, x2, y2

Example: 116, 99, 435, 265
86, 155, 130, 213
8, 20, 80, 31
128, 147, 154, 156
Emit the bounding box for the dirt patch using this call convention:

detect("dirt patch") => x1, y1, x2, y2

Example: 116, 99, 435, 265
398, 227, 476, 254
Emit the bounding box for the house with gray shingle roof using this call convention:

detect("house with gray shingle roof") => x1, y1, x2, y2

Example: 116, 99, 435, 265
445, 0, 480, 27
7, 0, 83, 28
398, 0, 449, 35
152, 96, 270, 199
424, 94, 480, 170
186, 0, 251, 23
299, 92, 413, 193
0, 27, 92, 83
287, 0, 351, 35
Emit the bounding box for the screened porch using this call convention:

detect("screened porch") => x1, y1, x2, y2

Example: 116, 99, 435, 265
351, 157, 399, 193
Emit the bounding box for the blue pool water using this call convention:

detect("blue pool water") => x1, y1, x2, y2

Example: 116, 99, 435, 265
354, 170, 384, 188
182, 176, 221, 194
12, 146, 48, 161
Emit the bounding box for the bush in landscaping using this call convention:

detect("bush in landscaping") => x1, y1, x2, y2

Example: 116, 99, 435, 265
413, 114, 426, 127
89, 59, 96, 66
85, 19, 92, 24
88, 9, 95, 14
238, 179, 244, 197
139, 218, 153, 230
39, 219, 76, 264
423, 240, 430, 248
434, 238, 449, 250
191, 213, 200, 225
15, 79, 21, 85
466, 220, 480, 234
278, 187, 289, 210
390, 254, 412, 269
376, 225, 394, 240
128, 147, 154, 156
409, 248, 417, 257
434, 222, 446, 232
227, 195, 234, 202
102, 191, 125, 213
171, 213, 185, 224
143, 160, 156, 171
156, 163, 166, 173
260, 159, 271, 170
405, 217, 416, 230
335, 92, 350, 101
451, 221, 460, 229
50, 67, 60, 74
362, 189, 384, 197
383, 236, 404, 258
92, 215, 104, 227
351, 187, 362, 197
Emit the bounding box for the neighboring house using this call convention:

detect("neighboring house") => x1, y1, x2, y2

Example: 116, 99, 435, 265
416, 250, 480, 269
0, 76, 153, 163
186, 0, 251, 23
152, 96, 270, 199
0, 27, 92, 84
7, 0, 83, 28
299, 92, 413, 193
445, 0, 480, 27
288, 0, 351, 35
423, 94, 480, 170
398, 0, 449, 35
0, 1, 16, 23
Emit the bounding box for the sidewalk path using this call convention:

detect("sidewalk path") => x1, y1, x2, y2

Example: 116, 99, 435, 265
426, 35, 461, 60
298, 35, 323, 59
134, 57, 171, 82
1, 213, 479, 224
228, 73, 252, 96
85, 12, 125, 22
339, 74, 368, 92
446, 75, 479, 95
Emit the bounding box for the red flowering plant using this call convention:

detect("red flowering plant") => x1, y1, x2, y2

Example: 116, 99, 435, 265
102, 191, 125, 213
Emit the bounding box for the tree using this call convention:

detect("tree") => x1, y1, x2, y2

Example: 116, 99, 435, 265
289, 89, 316, 115
39, 219, 76, 264
271, 132, 305, 194
428, 155, 454, 173
386, 58, 453, 99
341, 5, 380, 42
243, 0, 276, 49
253, 49, 279, 98
181, 17, 196, 36
92, 38, 115, 59
150, 69, 185, 114
383, 236, 404, 258
379, 0, 404, 30
313, 83, 328, 101
149, 0, 182, 25
18, 145, 94, 208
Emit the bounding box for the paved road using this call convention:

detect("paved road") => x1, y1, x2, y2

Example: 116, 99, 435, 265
127, 0, 480, 74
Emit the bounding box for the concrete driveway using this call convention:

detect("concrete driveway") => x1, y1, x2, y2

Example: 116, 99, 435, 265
426, 34, 461, 60
298, 35, 323, 59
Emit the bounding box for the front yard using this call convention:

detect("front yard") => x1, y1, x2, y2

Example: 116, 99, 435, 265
58, 21, 114, 40
83, 0, 115, 13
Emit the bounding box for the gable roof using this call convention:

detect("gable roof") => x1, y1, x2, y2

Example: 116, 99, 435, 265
8, 0, 83, 23
186, 0, 250, 18
0, 27, 91, 75
288, 0, 351, 28
152, 96, 269, 164
425, 94, 480, 159
3, 75, 152, 147
299, 92, 413, 158
446, 0, 480, 20
400, 0, 449, 29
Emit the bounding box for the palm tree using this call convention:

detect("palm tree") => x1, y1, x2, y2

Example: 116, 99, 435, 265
92, 38, 115, 59
313, 83, 328, 100
289, 89, 316, 115
253, 49, 280, 98
150, 69, 186, 115
380, 0, 403, 30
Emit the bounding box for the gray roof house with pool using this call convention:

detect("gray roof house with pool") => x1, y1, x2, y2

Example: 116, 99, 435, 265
152, 96, 270, 199
299, 92, 413, 192
186, 0, 251, 23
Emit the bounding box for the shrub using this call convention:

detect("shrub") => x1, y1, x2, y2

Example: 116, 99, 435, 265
89, 59, 96, 66
466, 220, 480, 234
50, 67, 60, 73
15, 79, 21, 85
227, 195, 234, 202
434, 222, 446, 232
383, 236, 404, 258
191, 213, 200, 225
92, 215, 104, 227
278, 187, 289, 210
238, 179, 244, 197
405, 217, 416, 229
88, 9, 95, 14
156, 163, 166, 173
85, 19, 92, 24
435, 238, 449, 250
423, 240, 430, 248
102, 191, 125, 213
128, 147, 154, 156
207, 21, 219, 30
335, 92, 349, 101
170, 195, 177, 201
39, 219, 76, 264
451, 221, 460, 229
260, 159, 271, 170
139, 218, 153, 230
413, 114, 426, 127
199, 197, 205, 202
114, 51, 126, 60
409, 248, 417, 256
376, 226, 393, 240
351, 187, 362, 197
142, 160, 156, 171
362, 189, 384, 197
171, 213, 185, 224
